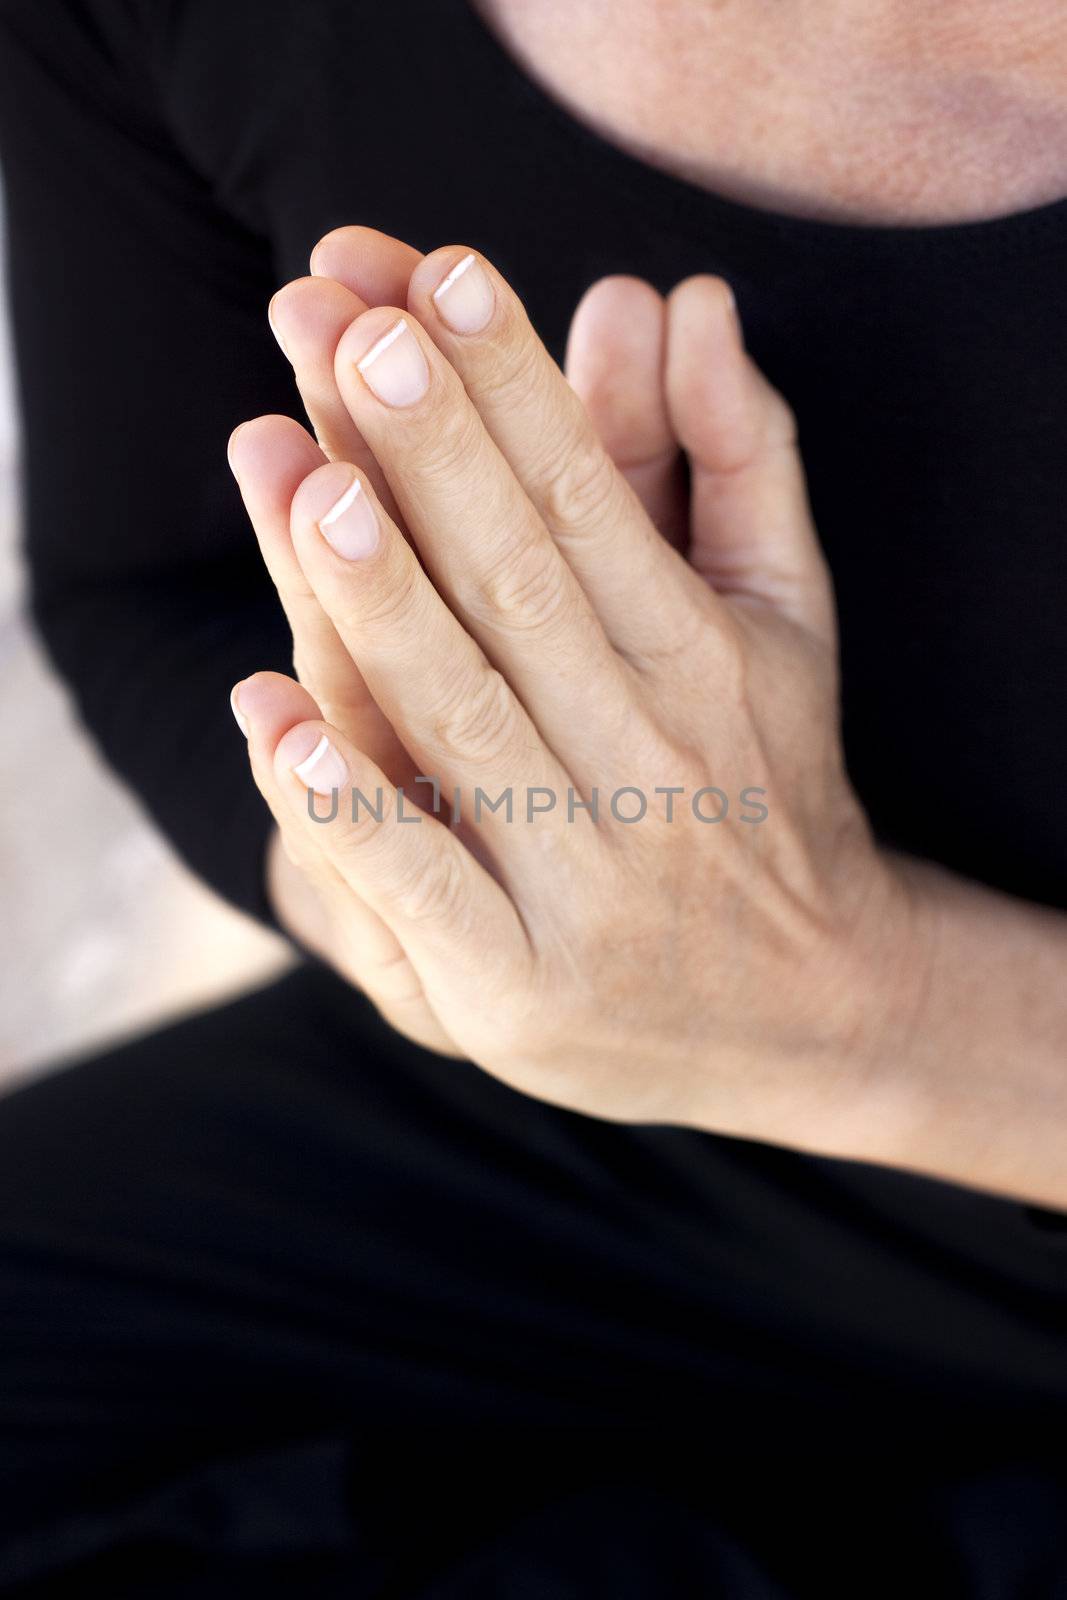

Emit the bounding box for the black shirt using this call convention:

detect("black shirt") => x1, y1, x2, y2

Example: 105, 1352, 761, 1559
1, 0, 1066, 927
4, 9, 1067, 1587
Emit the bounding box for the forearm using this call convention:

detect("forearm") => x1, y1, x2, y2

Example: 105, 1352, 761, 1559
852, 857, 1067, 1208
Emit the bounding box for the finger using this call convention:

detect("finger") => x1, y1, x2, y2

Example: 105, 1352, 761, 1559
268, 276, 405, 529
564, 275, 688, 549
228, 414, 412, 780
233, 672, 455, 1053
310, 224, 423, 308
288, 458, 594, 897
309, 237, 689, 549
263, 702, 530, 1035
265, 824, 460, 1056
664, 276, 836, 643
404, 246, 710, 666
331, 303, 651, 788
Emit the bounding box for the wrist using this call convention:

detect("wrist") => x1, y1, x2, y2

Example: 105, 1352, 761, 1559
679, 840, 937, 1164
787, 847, 941, 1168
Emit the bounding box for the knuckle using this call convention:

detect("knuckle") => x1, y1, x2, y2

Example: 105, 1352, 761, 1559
392, 844, 468, 928
432, 664, 520, 767
412, 397, 484, 486
630, 588, 712, 672
471, 536, 572, 636
654, 737, 709, 800
471, 315, 542, 405
536, 437, 619, 535
614, 726, 707, 820
340, 552, 424, 635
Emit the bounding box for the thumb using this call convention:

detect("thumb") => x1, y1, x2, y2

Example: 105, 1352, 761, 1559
664, 275, 836, 644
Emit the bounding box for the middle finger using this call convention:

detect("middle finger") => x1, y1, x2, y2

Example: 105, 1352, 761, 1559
332, 305, 645, 790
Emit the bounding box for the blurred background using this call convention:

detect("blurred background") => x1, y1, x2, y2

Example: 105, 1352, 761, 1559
0, 181, 292, 1094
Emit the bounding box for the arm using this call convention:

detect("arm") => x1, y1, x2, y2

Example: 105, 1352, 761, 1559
0, 0, 293, 921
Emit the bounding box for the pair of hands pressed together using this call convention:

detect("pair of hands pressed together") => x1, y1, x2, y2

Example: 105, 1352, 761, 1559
229, 227, 1067, 1204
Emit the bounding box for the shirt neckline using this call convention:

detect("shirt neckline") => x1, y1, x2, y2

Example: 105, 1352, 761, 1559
456, 0, 1067, 259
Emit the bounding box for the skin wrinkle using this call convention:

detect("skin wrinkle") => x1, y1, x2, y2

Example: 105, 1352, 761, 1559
231, 13, 1067, 1198
471, 0, 1067, 224
235, 195, 1067, 1197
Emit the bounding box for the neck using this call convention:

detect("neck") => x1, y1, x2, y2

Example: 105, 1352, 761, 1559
474, 0, 1067, 224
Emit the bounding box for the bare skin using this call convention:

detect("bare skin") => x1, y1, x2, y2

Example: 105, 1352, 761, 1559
474, 0, 1067, 224
222, 5, 1067, 1209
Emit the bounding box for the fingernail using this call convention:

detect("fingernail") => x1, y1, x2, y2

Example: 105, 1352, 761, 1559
230, 684, 249, 737
318, 476, 379, 560
226, 424, 247, 476
290, 729, 349, 793
356, 318, 429, 406
267, 296, 290, 361
432, 252, 495, 335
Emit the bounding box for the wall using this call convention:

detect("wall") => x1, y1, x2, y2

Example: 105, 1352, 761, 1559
0, 185, 292, 1091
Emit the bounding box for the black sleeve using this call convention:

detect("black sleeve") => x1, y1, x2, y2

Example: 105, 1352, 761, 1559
0, 0, 296, 924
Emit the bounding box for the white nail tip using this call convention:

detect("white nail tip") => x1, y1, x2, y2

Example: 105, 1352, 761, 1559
319, 478, 362, 527
293, 734, 332, 784
230, 687, 249, 737
356, 318, 409, 372
432, 252, 477, 301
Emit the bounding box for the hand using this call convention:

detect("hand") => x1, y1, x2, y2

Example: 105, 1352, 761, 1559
242, 230, 695, 1054
229, 235, 920, 1153
257, 227, 687, 758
